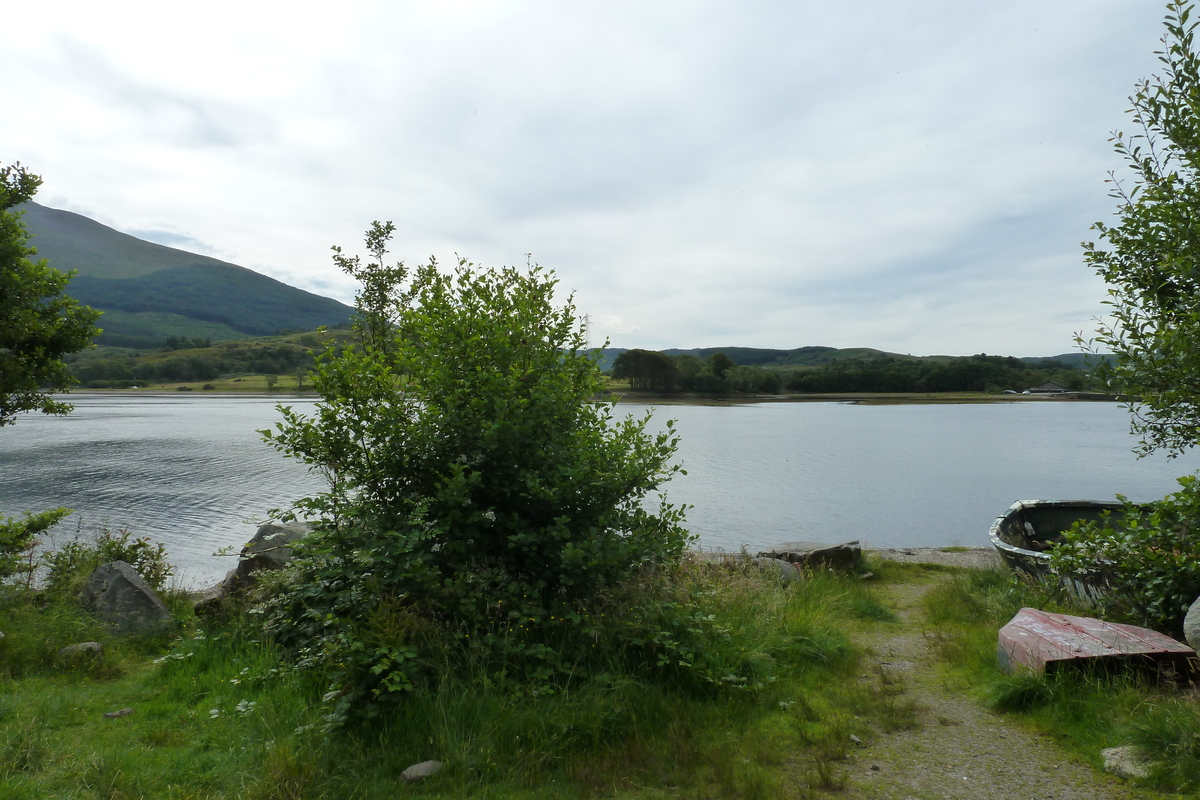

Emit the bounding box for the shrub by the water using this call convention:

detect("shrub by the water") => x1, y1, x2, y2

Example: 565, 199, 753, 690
260, 224, 691, 721
1048, 474, 1200, 632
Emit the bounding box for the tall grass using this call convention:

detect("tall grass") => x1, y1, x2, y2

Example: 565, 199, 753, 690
0, 555, 911, 798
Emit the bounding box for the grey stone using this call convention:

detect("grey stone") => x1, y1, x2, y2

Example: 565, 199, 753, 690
231, 521, 310, 588
401, 760, 443, 782
1101, 745, 1150, 779
757, 540, 862, 572
751, 557, 803, 582
80, 561, 171, 636
195, 521, 311, 616
58, 642, 103, 661
1184, 595, 1200, 651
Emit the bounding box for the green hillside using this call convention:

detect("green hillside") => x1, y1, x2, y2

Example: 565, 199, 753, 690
86, 311, 250, 350
17, 202, 353, 347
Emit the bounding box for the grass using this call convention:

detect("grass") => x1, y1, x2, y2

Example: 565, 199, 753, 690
922, 567, 1200, 795
0, 555, 917, 799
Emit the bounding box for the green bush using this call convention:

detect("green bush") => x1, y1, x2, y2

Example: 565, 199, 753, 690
260, 224, 689, 720
0, 509, 70, 584
1049, 474, 1200, 631
41, 527, 173, 597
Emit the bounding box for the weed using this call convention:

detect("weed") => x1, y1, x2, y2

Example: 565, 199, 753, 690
0, 713, 47, 777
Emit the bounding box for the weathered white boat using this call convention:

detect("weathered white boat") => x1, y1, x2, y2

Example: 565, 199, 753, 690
988, 499, 1129, 582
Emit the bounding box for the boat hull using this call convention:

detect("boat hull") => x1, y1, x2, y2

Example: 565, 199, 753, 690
988, 499, 1128, 585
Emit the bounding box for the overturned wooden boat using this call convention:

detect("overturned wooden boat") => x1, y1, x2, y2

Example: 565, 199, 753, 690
988, 499, 1130, 582
998, 607, 1197, 677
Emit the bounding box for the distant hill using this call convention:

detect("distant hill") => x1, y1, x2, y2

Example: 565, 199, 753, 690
18, 202, 353, 348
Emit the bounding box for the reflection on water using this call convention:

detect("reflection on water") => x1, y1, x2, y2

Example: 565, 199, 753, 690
1, 394, 1196, 586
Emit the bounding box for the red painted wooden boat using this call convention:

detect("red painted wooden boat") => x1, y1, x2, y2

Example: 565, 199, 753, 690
998, 607, 1198, 677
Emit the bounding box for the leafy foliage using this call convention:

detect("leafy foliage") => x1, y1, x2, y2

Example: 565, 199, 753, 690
260, 224, 689, 718
1082, 1, 1200, 455
0, 509, 70, 583
612, 348, 679, 391
40, 527, 173, 597
1049, 475, 1200, 631
0, 163, 101, 426
784, 354, 1091, 393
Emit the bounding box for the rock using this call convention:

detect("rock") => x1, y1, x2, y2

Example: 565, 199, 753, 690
80, 561, 171, 636
757, 541, 862, 572
57, 642, 103, 661
194, 521, 311, 617
1183, 595, 1200, 651
401, 760, 443, 782
751, 557, 803, 582
233, 520, 310, 584
1101, 745, 1150, 779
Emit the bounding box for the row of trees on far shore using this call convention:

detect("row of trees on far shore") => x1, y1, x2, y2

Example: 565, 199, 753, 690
610, 349, 1099, 395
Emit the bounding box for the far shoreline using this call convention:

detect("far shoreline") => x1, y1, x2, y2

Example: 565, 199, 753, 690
61, 389, 1122, 407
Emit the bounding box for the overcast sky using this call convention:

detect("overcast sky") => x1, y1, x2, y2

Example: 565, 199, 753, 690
1, 1, 1172, 356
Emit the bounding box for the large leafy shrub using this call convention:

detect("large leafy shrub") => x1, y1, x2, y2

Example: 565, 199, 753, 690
1049, 474, 1200, 631
260, 224, 689, 718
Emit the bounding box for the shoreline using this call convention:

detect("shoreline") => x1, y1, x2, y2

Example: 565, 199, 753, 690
60, 389, 1120, 406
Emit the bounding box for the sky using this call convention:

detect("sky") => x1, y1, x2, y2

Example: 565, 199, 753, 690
0, 1, 1174, 356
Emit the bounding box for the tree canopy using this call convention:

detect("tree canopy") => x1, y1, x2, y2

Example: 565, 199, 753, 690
0, 163, 101, 426
1084, 1, 1200, 455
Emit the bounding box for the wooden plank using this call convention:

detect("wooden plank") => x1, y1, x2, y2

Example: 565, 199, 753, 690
998, 607, 1196, 675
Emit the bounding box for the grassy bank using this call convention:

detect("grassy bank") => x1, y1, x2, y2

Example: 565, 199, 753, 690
1, 555, 917, 799
924, 568, 1200, 795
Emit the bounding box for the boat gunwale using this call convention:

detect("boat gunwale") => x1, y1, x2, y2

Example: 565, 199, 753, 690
988, 499, 1129, 579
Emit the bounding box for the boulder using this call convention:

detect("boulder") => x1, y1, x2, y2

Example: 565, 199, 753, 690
752, 557, 803, 583
232, 520, 310, 587
80, 561, 171, 635
194, 520, 311, 617
1184, 595, 1200, 651
757, 541, 862, 572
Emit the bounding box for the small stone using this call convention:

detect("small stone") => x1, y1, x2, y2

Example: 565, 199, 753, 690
849, 734, 862, 744
58, 642, 103, 660
103, 707, 134, 719
870, 764, 880, 771
1101, 745, 1150, 779
401, 760, 443, 782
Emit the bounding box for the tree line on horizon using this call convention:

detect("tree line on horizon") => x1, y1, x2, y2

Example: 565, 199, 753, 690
611, 348, 1100, 395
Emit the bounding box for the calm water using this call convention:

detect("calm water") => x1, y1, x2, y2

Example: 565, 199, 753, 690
2, 394, 1197, 586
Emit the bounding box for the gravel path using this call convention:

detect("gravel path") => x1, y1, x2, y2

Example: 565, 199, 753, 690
842, 551, 1144, 800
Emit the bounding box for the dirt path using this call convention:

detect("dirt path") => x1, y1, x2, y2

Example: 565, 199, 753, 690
841, 551, 1144, 800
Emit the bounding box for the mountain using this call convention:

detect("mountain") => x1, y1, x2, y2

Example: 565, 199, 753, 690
18, 202, 353, 348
